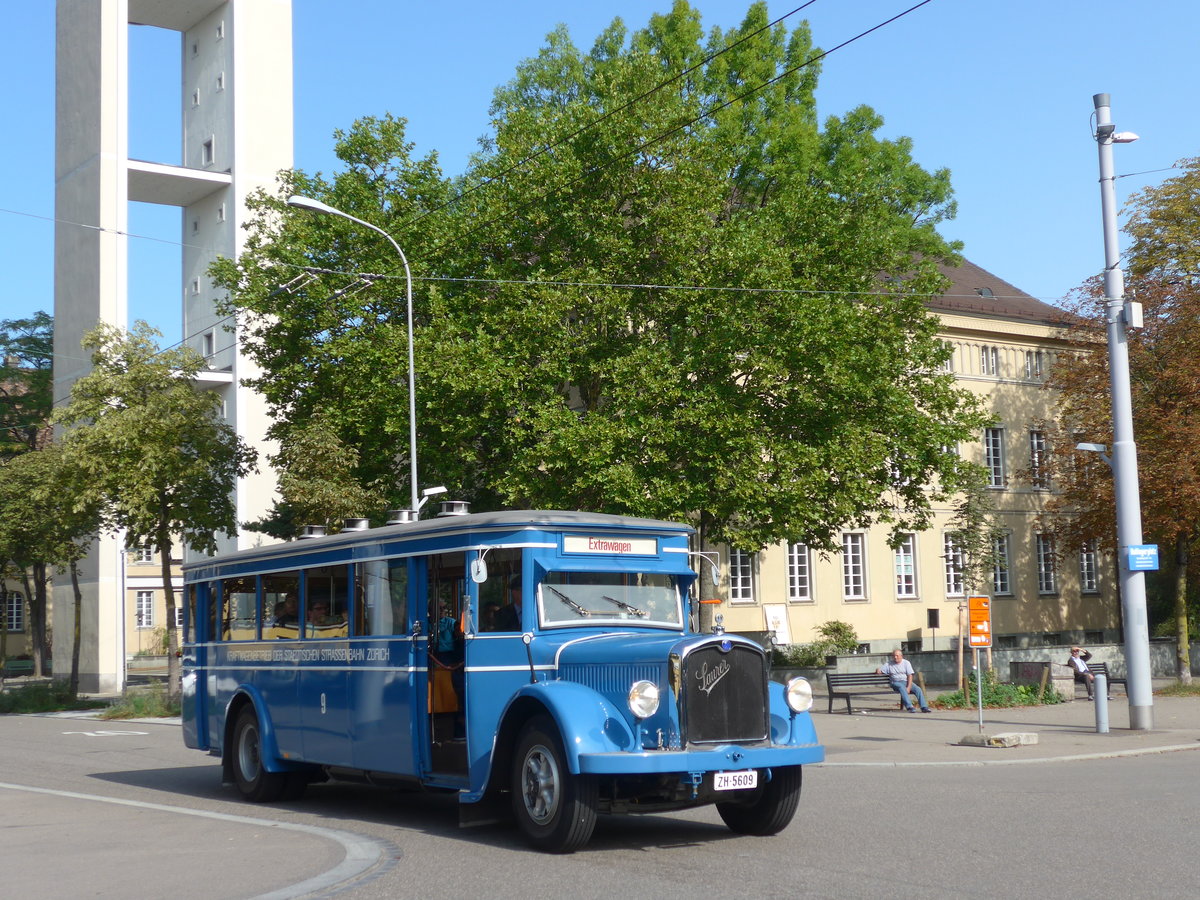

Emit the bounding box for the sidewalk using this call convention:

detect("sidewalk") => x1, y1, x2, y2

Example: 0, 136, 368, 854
812, 682, 1200, 766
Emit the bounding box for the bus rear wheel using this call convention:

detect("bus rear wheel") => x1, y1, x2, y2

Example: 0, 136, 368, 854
510, 716, 597, 853
715, 765, 802, 836
232, 707, 288, 803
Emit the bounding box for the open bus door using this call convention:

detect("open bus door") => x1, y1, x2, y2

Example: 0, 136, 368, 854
421, 552, 469, 779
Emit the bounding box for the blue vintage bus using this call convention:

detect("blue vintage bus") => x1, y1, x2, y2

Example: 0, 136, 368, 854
182, 507, 823, 852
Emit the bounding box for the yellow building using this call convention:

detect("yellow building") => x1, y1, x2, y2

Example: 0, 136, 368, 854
124, 544, 183, 665
716, 260, 1120, 653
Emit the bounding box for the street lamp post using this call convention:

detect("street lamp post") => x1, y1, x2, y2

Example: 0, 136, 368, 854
1092, 93, 1153, 730
286, 195, 420, 514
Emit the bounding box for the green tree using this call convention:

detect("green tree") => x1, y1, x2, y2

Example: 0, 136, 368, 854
215, 1, 984, 551
53, 323, 258, 699
246, 412, 388, 538
1045, 157, 1200, 683
0, 445, 105, 694
0, 311, 53, 459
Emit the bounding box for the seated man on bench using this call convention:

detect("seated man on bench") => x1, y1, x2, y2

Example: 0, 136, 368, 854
877, 649, 932, 713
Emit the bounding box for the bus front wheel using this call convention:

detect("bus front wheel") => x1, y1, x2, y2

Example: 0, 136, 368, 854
232, 707, 288, 803
510, 716, 597, 853
715, 765, 802, 836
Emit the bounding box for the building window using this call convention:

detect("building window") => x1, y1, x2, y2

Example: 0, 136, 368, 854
786, 543, 811, 602
202, 331, 215, 358
995, 635, 1019, 649
992, 534, 1012, 596
841, 533, 867, 601
217, 202, 226, 222
980, 345, 999, 376
984, 427, 1006, 488
175, 606, 185, 629
216, 20, 225, 40
943, 533, 964, 597
191, 88, 200, 107
1029, 430, 1049, 489
3, 591, 24, 632
1024, 350, 1044, 379
136, 591, 155, 628
941, 341, 955, 372
1080, 542, 1099, 594
130, 544, 153, 564
202, 137, 214, 166
894, 534, 917, 599
216, 72, 225, 91
729, 549, 754, 604
1036, 534, 1057, 595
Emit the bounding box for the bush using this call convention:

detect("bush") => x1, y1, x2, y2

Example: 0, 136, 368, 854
772, 620, 860, 668
98, 684, 180, 719
0, 681, 107, 714
935, 668, 1064, 708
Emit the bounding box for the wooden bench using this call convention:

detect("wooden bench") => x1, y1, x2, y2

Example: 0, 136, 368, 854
826, 671, 927, 714
1, 659, 35, 678
1073, 661, 1127, 697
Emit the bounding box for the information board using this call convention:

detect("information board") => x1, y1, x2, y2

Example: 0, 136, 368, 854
967, 595, 992, 648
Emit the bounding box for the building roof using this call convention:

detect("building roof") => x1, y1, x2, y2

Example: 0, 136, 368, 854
927, 259, 1069, 326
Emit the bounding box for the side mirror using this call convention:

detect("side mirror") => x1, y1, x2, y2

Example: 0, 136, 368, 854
711, 562, 721, 587
470, 557, 488, 584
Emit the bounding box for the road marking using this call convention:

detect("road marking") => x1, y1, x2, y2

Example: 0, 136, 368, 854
0, 781, 395, 899
62, 730, 150, 737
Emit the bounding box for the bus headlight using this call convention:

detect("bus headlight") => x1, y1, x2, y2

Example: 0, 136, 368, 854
628, 680, 660, 719
785, 677, 814, 713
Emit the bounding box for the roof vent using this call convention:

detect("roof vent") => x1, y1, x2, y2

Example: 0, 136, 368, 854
386, 508, 418, 525
299, 524, 327, 540
437, 500, 470, 517
975, 287, 995, 298
342, 517, 370, 531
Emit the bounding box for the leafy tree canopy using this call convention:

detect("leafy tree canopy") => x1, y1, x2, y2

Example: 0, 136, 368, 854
1045, 156, 1200, 679
0, 311, 53, 458
214, 0, 984, 550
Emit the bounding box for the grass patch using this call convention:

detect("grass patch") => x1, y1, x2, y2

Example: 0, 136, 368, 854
0, 680, 108, 714
1155, 680, 1200, 697
98, 685, 181, 719
934, 668, 1064, 709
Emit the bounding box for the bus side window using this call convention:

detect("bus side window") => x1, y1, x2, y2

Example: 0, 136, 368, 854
304, 565, 349, 638
223, 576, 257, 641
262, 572, 300, 640
357, 559, 408, 636
478, 548, 523, 633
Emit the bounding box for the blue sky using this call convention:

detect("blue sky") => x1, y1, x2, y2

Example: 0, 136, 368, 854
3, 0, 1197, 342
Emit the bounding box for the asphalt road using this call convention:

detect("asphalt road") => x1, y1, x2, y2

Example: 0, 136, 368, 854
2, 712, 1198, 900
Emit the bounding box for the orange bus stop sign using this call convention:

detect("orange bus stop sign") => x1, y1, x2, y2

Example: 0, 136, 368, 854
967, 595, 992, 648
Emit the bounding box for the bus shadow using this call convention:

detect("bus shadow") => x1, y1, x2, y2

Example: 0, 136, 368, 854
89, 767, 738, 851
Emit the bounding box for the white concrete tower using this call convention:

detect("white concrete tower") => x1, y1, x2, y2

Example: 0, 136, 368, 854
53, 0, 292, 691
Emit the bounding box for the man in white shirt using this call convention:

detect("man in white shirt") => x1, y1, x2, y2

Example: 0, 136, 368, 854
1065, 646, 1098, 699
877, 649, 932, 713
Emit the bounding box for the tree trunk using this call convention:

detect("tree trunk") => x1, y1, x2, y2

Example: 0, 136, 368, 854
69, 561, 83, 697
1174, 532, 1192, 684
157, 520, 181, 702
25, 565, 48, 677
0, 577, 9, 665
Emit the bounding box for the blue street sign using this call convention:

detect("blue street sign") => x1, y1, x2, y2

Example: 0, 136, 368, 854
1125, 544, 1159, 572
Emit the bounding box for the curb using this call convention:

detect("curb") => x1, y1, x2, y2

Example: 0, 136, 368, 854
816, 741, 1200, 767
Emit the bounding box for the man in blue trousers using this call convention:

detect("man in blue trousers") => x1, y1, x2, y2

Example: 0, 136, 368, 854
878, 648, 932, 713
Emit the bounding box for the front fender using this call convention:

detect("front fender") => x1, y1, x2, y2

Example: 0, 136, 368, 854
509, 680, 637, 773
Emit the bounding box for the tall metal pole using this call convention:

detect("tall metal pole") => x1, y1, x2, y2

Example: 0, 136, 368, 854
286, 195, 419, 513
1092, 93, 1153, 730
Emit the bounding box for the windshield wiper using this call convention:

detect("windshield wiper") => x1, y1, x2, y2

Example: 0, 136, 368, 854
546, 585, 590, 617
601, 595, 646, 617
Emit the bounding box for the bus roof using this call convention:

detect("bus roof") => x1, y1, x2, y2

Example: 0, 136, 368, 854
183, 509, 694, 578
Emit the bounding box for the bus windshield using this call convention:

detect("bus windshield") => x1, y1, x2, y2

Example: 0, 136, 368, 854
538, 571, 682, 628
